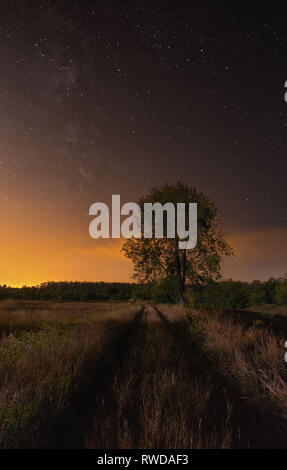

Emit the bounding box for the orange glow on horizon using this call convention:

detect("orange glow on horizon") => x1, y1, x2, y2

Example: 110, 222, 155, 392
1, 195, 287, 288
0, 237, 133, 287
0, 198, 133, 287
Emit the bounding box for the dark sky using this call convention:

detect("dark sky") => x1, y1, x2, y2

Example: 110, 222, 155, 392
0, 0, 287, 284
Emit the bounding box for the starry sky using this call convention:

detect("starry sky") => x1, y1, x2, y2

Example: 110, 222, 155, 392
0, 0, 287, 286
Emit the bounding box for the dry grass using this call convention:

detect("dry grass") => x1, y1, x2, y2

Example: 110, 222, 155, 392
1, 300, 286, 449
87, 311, 235, 449
0, 301, 139, 448
0, 300, 134, 334
183, 308, 287, 427
153, 303, 185, 322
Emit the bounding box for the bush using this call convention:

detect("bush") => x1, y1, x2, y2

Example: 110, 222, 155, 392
188, 280, 250, 311
275, 282, 287, 306
151, 277, 180, 304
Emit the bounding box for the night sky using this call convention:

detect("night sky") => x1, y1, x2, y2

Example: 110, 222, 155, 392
1, 0, 287, 285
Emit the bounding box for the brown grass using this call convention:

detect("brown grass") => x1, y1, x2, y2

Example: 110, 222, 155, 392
1, 300, 286, 449
182, 308, 287, 431
87, 308, 235, 449
0, 301, 139, 448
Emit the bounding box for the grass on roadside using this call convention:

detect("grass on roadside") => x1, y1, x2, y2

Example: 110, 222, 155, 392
0, 301, 139, 448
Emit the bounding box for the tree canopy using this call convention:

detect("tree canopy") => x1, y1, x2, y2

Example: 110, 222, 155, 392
122, 182, 233, 303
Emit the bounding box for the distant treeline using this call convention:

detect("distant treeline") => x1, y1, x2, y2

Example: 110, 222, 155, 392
189, 277, 287, 311
0, 282, 139, 302
1, 277, 287, 309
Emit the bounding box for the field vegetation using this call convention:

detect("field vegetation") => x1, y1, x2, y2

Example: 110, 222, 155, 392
0, 300, 286, 448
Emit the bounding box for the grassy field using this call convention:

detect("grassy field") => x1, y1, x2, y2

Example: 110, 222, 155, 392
0, 300, 286, 449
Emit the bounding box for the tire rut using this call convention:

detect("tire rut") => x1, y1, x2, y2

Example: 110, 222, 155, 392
153, 305, 287, 449
45, 306, 145, 449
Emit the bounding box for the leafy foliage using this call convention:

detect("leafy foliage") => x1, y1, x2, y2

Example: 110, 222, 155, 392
122, 182, 232, 301
189, 277, 287, 311
0, 282, 135, 302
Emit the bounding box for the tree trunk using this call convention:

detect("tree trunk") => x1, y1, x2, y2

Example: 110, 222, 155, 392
175, 239, 186, 307
179, 294, 185, 307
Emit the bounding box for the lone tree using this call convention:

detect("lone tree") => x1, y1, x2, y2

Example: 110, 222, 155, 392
122, 181, 232, 305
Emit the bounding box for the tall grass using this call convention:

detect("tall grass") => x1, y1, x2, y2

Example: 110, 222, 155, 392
186, 309, 287, 423
87, 307, 235, 449
0, 301, 139, 448
0, 300, 133, 334
149, 305, 287, 447
1, 300, 286, 449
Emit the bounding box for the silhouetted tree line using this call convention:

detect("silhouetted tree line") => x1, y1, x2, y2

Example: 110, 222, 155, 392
1, 277, 287, 310
0, 282, 137, 302
188, 276, 287, 311
137, 275, 287, 309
